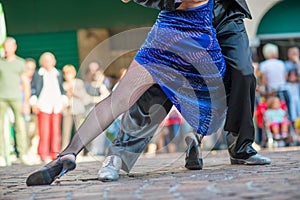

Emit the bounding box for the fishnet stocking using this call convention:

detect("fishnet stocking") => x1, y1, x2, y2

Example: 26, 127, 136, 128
60, 61, 155, 156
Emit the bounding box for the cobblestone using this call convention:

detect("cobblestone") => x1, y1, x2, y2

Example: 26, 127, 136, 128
0, 147, 300, 199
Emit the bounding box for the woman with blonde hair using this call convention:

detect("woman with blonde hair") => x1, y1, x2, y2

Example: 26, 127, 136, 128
30, 52, 67, 162
61, 64, 93, 150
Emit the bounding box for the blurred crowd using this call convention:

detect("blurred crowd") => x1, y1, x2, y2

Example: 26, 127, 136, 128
0, 37, 300, 167
254, 44, 300, 148
0, 37, 121, 166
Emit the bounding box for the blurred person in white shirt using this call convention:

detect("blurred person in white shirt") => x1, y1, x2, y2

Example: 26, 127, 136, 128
30, 52, 68, 161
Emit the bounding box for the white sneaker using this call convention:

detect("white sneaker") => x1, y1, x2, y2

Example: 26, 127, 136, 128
98, 155, 122, 182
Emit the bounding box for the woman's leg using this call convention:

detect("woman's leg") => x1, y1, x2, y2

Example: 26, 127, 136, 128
60, 60, 155, 157
61, 113, 73, 150
50, 113, 62, 160
37, 112, 51, 161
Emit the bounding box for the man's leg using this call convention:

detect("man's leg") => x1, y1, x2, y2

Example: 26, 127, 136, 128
10, 100, 28, 159
105, 84, 173, 172
99, 82, 204, 181
216, 13, 270, 164
0, 101, 10, 165
225, 69, 257, 159
100, 1, 267, 181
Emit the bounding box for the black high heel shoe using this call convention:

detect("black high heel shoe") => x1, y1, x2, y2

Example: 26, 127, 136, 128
185, 135, 203, 170
26, 153, 76, 186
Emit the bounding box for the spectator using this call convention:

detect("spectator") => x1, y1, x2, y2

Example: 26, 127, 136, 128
61, 64, 93, 150
30, 52, 68, 161
83, 61, 110, 156
285, 69, 300, 123
260, 43, 286, 92
145, 106, 184, 156
253, 60, 265, 145
157, 106, 183, 153
253, 60, 266, 102
284, 46, 300, 74
255, 96, 268, 145
264, 96, 290, 140
24, 58, 39, 161
260, 43, 289, 110
0, 37, 30, 165
83, 61, 101, 84
84, 62, 110, 110
256, 91, 288, 146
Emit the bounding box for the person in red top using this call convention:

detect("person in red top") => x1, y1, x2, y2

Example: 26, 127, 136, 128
158, 106, 183, 153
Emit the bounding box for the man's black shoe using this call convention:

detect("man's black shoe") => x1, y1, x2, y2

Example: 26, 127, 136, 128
185, 135, 203, 170
230, 154, 271, 165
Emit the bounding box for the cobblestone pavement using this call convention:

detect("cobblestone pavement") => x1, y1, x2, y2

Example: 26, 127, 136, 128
1, 147, 300, 200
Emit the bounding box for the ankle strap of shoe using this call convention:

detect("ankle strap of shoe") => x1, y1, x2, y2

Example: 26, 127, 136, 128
193, 132, 203, 146
57, 152, 77, 158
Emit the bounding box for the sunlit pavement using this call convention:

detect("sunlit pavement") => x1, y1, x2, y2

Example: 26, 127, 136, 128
1, 147, 300, 199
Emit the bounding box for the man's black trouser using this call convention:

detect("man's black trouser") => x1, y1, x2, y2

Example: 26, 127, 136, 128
107, 1, 257, 172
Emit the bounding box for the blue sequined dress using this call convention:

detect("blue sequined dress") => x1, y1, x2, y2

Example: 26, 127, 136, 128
135, 0, 227, 136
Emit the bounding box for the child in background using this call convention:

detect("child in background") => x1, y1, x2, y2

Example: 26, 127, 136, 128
255, 91, 288, 143
264, 96, 290, 140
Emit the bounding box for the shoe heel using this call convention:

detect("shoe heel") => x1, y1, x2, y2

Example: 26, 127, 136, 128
58, 168, 67, 178
58, 160, 76, 178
